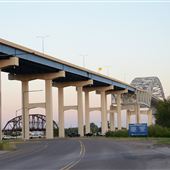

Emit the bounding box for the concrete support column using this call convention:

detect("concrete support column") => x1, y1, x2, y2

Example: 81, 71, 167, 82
0, 70, 2, 140
117, 94, 121, 130
58, 87, 65, 137
105, 94, 108, 132
101, 91, 107, 135
77, 86, 84, 136
126, 110, 131, 130
110, 111, 115, 131
135, 104, 140, 124
22, 81, 29, 140
45, 79, 53, 139
85, 91, 90, 134
148, 109, 152, 126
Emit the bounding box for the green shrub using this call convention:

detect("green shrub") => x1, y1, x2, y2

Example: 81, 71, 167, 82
106, 125, 170, 138
156, 99, 170, 128
105, 129, 128, 137
0, 141, 16, 150
148, 125, 170, 137
53, 128, 58, 137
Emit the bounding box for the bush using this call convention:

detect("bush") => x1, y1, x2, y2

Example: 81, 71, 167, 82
53, 128, 58, 137
148, 125, 170, 137
105, 129, 128, 137
156, 99, 170, 128
105, 125, 170, 138
0, 141, 16, 150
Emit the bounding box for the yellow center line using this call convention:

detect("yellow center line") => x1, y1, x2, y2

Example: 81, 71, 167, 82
60, 140, 86, 170
60, 161, 75, 170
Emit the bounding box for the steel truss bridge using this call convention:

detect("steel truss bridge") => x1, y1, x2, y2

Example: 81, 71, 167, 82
131, 76, 165, 102
111, 76, 165, 107
3, 114, 58, 135
111, 76, 165, 128
120, 76, 165, 109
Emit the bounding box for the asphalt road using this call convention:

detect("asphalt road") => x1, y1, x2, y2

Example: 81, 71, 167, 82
0, 138, 170, 170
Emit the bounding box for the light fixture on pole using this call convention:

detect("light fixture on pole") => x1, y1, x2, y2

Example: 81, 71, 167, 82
98, 66, 112, 76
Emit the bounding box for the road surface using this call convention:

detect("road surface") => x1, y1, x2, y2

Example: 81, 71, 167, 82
0, 138, 170, 170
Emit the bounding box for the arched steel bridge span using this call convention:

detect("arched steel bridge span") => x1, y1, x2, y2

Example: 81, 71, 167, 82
117, 77, 165, 110
131, 76, 165, 105
110, 76, 165, 129
2, 114, 58, 135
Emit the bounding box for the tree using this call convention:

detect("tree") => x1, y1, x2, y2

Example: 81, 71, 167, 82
156, 99, 170, 128
90, 123, 99, 134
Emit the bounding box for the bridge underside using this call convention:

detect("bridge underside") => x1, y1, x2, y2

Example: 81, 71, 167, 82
0, 40, 135, 91
0, 39, 164, 141
0, 38, 137, 140
1, 57, 125, 89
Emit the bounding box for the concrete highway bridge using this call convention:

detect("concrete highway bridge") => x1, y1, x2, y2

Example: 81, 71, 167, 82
0, 38, 165, 140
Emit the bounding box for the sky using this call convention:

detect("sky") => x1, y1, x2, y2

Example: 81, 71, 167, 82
0, 0, 170, 128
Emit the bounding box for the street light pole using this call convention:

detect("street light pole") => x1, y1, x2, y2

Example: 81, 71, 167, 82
15, 110, 18, 139
80, 54, 88, 68
36, 35, 49, 54
15, 108, 22, 139
83, 55, 85, 68
0, 69, 2, 140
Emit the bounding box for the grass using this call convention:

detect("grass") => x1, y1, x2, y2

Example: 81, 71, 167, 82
106, 137, 150, 141
152, 138, 170, 145
103, 136, 170, 145
0, 141, 16, 151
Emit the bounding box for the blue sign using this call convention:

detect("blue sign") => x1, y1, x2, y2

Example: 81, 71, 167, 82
128, 123, 148, 136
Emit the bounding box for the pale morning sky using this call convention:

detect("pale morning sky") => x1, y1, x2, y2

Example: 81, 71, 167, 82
0, 0, 170, 127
